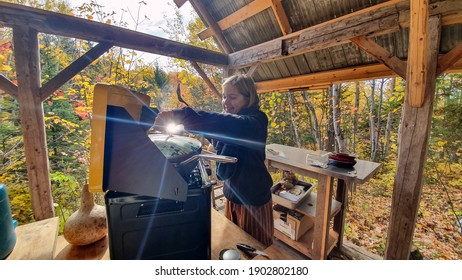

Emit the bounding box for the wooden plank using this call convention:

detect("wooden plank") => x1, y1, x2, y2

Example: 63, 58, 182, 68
0, 73, 18, 99
54, 235, 110, 260
312, 175, 333, 259
350, 35, 407, 79
230, 6, 401, 67
274, 220, 339, 259
40, 42, 113, 101
252, 241, 304, 260
333, 180, 348, 248
190, 61, 222, 99
385, 16, 441, 260
190, 0, 232, 53
270, 0, 292, 35
211, 209, 265, 260
340, 240, 383, 260
0, 2, 228, 66
436, 41, 462, 76
406, 0, 429, 107
399, 0, 462, 27
296, 192, 342, 218
13, 25, 54, 220
198, 0, 272, 40
229, 0, 406, 67
7, 217, 59, 259
255, 63, 397, 93
228, 0, 461, 68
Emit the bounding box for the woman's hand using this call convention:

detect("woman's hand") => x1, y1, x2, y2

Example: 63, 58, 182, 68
151, 111, 174, 132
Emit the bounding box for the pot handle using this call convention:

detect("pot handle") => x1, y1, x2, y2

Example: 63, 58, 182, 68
179, 154, 237, 166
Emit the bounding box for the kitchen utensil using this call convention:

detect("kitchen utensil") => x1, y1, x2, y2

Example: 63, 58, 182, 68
236, 243, 268, 257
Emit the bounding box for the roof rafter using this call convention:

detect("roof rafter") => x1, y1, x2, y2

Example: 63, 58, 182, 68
255, 58, 462, 93
189, 0, 232, 53
270, 0, 292, 35
350, 35, 407, 79
198, 0, 273, 41
229, 0, 460, 68
436, 41, 462, 76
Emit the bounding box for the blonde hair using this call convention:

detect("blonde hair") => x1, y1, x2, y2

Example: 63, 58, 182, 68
222, 74, 260, 108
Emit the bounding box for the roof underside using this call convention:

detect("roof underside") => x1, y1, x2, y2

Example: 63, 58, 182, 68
192, 0, 462, 91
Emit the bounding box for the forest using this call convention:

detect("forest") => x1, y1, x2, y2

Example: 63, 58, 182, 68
0, 0, 461, 259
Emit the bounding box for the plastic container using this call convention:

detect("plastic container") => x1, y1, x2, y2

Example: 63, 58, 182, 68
0, 184, 17, 259
271, 180, 314, 209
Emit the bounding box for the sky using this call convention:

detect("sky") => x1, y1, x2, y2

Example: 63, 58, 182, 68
68, 0, 196, 67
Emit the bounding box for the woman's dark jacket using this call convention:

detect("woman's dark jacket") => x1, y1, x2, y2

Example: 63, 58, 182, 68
172, 106, 273, 206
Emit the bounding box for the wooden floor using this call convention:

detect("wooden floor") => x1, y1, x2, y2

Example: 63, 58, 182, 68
212, 187, 382, 260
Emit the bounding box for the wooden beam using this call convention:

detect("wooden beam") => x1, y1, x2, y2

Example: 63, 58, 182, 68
189, 0, 232, 53
255, 63, 397, 93
436, 41, 462, 76
190, 61, 222, 99
0, 2, 228, 66
229, 0, 460, 68
445, 57, 462, 73
350, 35, 407, 79
230, 1, 403, 67
385, 16, 441, 260
270, 0, 291, 35
399, 0, 462, 27
406, 0, 429, 108
0, 74, 18, 99
13, 25, 54, 220
255, 56, 462, 93
40, 42, 113, 101
198, 0, 272, 41
246, 63, 260, 77
173, 0, 188, 8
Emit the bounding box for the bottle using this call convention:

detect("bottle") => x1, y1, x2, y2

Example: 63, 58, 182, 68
0, 184, 17, 259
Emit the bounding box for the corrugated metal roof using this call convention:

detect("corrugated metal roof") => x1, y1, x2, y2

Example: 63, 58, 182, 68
192, 0, 462, 89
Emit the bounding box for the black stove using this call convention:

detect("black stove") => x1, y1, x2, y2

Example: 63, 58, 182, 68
105, 165, 211, 260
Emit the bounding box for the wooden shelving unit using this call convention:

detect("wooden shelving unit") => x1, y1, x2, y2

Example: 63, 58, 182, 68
266, 144, 381, 259
274, 192, 342, 259
274, 228, 339, 259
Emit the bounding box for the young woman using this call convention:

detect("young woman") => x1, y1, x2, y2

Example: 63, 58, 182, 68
153, 74, 274, 247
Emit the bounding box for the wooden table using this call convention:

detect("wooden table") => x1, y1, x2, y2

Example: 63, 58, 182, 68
52, 208, 298, 260
7, 217, 59, 260
265, 144, 381, 260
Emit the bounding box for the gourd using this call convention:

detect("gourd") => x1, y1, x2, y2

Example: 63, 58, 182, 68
63, 184, 107, 246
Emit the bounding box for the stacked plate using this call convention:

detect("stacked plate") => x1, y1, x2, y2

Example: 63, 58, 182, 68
327, 153, 357, 168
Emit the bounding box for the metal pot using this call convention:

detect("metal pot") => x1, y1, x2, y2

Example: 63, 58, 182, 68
148, 133, 238, 182
148, 133, 202, 180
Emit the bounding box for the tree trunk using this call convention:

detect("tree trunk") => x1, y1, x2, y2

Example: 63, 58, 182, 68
369, 80, 377, 160
288, 92, 301, 147
326, 87, 335, 152
332, 83, 346, 152
383, 111, 393, 160
373, 79, 385, 161
301, 91, 321, 150
353, 82, 360, 153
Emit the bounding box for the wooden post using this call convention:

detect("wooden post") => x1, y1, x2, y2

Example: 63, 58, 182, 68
407, 0, 429, 107
385, 16, 441, 260
13, 25, 54, 220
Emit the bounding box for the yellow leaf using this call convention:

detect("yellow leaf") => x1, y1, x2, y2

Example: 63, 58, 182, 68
437, 141, 446, 147
0, 65, 12, 72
